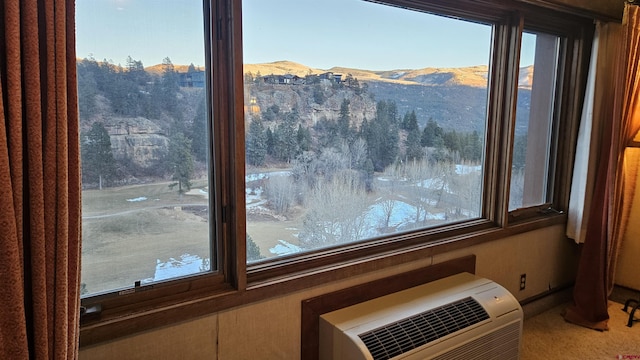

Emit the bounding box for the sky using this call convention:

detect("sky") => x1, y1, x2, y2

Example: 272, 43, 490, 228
76, 0, 206, 67
76, 0, 533, 71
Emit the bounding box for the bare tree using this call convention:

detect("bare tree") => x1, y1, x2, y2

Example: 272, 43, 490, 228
266, 174, 295, 215
317, 147, 349, 179
378, 198, 396, 230
339, 138, 368, 170
299, 169, 369, 248
402, 159, 437, 223
449, 160, 482, 219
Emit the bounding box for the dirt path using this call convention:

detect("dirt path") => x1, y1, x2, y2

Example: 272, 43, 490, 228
82, 203, 207, 219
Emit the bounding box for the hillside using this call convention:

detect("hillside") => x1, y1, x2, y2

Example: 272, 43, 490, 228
78, 58, 532, 187
242, 61, 531, 134
242, 61, 532, 89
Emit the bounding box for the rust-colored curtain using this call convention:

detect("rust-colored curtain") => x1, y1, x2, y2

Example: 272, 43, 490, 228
564, 3, 640, 331
0, 0, 81, 359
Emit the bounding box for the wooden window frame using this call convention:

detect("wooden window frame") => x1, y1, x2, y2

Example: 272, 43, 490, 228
78, 0, 593, 347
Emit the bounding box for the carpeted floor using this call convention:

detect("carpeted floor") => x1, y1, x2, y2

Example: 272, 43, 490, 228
521, 301, 640, 359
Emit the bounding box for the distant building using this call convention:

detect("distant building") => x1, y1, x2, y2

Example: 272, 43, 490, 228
244, 97, 261, 115
259, 72, 345, 86
177, 70, 205, 88
261, 74, 305, 85
318, 72, 342, 83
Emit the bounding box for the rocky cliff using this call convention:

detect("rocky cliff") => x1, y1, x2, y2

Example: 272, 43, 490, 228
246, 82, 376, 128
103, 117, 169, 170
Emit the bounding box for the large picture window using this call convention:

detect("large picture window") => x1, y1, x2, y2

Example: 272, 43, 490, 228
242, 0, 492, 262
77, 0, 592, 345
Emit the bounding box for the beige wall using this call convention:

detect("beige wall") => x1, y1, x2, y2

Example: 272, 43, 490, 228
615, 150, 640, 290
79, 224, 578, 360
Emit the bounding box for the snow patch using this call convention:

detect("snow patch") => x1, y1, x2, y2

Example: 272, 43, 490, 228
269, 240, 303, 256
455, 164, 482, 175
150, 254, 205, 282
126, 196, 147, 202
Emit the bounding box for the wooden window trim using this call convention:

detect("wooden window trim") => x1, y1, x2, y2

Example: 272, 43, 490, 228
79, 215, 564, 347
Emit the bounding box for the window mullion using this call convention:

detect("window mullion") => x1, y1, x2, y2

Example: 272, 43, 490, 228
212, 0, 247, 290
484, 13, 523, 227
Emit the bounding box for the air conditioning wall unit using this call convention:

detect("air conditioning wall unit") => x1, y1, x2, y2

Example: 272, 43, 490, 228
319, 272, 523, 360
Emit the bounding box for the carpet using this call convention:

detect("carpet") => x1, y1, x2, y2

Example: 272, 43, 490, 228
521, 301, 640, 359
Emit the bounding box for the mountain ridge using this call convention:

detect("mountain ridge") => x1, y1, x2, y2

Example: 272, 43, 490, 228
79, 57, 533, 89
241, 60, 533, 89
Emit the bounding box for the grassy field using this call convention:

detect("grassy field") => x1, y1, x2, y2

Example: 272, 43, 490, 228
81, 172, 479, 295
81, 180, 210, 295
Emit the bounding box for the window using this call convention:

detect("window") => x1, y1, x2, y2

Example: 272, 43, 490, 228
509, 31, 561, 212
243, 0, 492, 261
78, 0, 592, 345
76, 0, 215, 297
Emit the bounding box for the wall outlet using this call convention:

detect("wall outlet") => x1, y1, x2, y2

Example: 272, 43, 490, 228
520, 274, 526, 291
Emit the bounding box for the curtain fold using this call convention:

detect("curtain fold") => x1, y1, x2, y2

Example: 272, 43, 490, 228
0, 1, 81, 359
566, 22, 614, 244
564, 3, 640, 331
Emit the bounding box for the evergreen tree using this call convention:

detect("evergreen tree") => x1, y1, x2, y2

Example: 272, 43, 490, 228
338, 99, 351, 141
430, 136, 448, 163
273, 112, 298, 162
246, 118, 267, 166
365, 101, 399, 171
296, 124, 312, 152
421, 118, 443, 147
312, 85, 326, 105
125, 56, 148, 86
168, 132, 194, 195
265, 127, 275, 156
76, 59, 99, 119
81, 122, 117, 189
443, 130, 462, 154
405, 126, 423, 161
314, 117, 339, 148
363, 158, 375, 192
376, 100, 398, 125
247, 234, 264, 262
461, 130, 483, 162
158, 57, 180, 116
262, 104, 280, 122
190, 95, 209, 162
402, 110, 419, 131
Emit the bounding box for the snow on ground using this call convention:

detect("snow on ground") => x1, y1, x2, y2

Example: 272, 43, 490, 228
246, 171, 290, 183
456, 164, 482, 175
246, 173, 267, 182
143, 185, 451, 283
246, 172, 291, 212
147, 254, 205, 283
185, 188, 208, 198
126, 196, 147, 202
246, 187, 265, 207
269, 240, 303, 256
365, 200, 415, 229
418, 178, 447, 190
363, 200, 446, 233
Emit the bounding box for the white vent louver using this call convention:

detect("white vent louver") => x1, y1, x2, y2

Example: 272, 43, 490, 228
319, 272, 522, 360
358, 297, 490, 360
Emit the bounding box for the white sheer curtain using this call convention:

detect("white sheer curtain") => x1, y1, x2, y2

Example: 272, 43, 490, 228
566, 22, 623, 244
